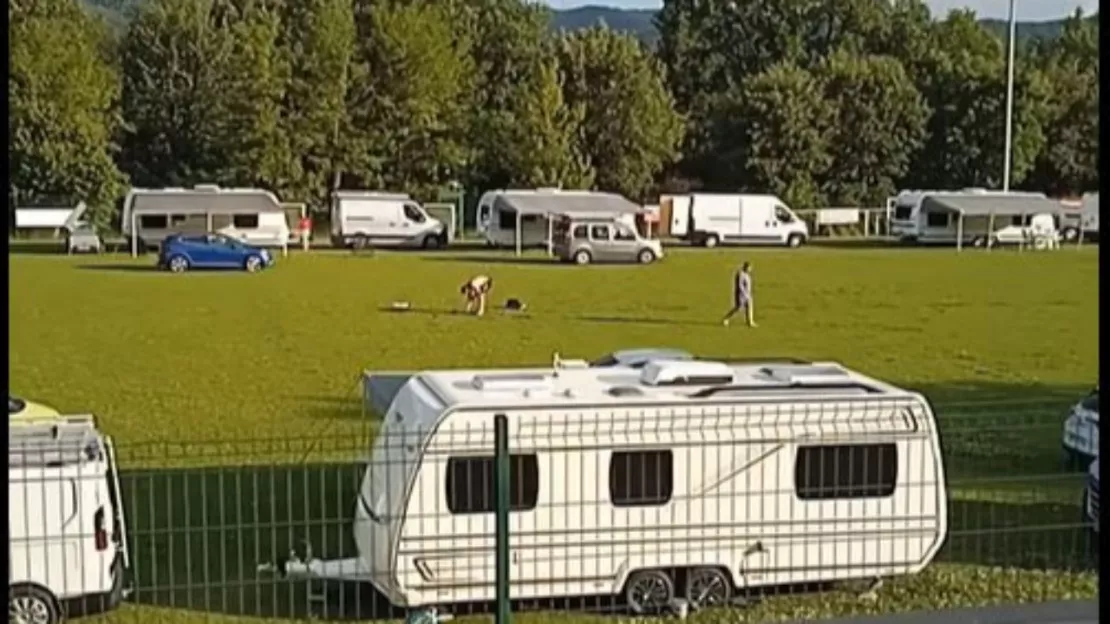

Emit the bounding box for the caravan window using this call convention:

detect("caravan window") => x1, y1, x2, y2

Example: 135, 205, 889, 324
925, 212, 949, 227
445, 454, 539, 514
139, 215, 168, 229
233, 214, 259, 228
169, 214, 188, 226
609, 450, 673, 507
794, 443, 897, 500
498, 210, 517, 230
1010, 215, 1032, 227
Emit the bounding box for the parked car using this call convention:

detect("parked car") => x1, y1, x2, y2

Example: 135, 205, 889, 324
9, 395, 61, 421
552, 215, 664, 265
158, 233, 274, 273
1062, 386, 1099, 470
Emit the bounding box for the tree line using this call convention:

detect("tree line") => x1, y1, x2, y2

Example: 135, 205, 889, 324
8, 0, 1099, 226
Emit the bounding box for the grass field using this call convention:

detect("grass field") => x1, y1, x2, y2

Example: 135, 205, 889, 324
7, 245, 1100, 624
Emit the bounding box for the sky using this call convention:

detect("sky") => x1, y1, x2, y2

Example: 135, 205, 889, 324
544, 0, 1099, 21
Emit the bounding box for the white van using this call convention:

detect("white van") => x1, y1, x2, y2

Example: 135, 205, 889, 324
269, 357, 947, 612
9, 415, 130, 624
331, 191, 447, 249
674, 194, 809, 248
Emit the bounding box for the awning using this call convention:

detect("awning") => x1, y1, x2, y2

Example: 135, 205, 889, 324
128, 189, 285, 216
493, 192, 644, 217
921, 195, 1064, 217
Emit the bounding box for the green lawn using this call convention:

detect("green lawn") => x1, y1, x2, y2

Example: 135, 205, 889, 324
8, 245, 1100, 624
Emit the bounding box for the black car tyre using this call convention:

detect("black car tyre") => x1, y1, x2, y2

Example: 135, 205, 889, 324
244, 255, 263, 273
9, 584, 60, 624
167, 255, 189, 273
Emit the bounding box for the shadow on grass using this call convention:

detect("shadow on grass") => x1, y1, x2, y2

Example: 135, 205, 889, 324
7, 241, 68, 255
573, 314, 720, 327
421, 254, 568, 266
75, 264, 161, 273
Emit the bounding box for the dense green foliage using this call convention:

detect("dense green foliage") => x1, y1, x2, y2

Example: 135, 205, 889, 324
9, 0, 1099, 223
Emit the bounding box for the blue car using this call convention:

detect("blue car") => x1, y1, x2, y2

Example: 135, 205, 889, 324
158, 233, 274, 273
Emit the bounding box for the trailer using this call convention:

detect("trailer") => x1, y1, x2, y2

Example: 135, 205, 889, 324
268, 356, 948, 613
1060, 193, 1099, 243
9, 415, 131, 624
122, 185, 291, 256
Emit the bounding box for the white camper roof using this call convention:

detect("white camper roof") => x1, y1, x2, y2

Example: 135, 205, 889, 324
333, 191, 412, 201
122, 186, 284, 224
407, 359, 911, 415
9, 414, 106, 468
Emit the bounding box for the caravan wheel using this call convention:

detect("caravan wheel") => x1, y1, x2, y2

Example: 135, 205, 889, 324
684, 568, 732, 610
624, 569, 674, 615
9, 584, 60, 624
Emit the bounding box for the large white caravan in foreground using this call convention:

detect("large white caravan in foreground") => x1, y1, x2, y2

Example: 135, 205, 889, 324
272, 357, 947, 612
9, 415, 130, 624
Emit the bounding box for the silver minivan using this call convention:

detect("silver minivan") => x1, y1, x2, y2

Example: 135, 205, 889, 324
553, 216, 664, 265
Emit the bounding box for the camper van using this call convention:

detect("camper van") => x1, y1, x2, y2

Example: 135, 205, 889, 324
1061, 193, 1099, 243
672, 194, 808, 248
271, 357, 947, 612
886, 190, 1049, 243
9, 415, 130, 624
476, 189, 642, 248
330, 191, 446, 249
121, 186, 291, 253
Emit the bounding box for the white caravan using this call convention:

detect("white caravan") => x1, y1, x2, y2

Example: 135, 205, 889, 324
886, 189, 1047, 243
271, 357, 947, 612
9, 415, 130, 624
673, 194, 808, 248
476, 189, 642, 248
1061, 193, 1099, 243
330, 191, 446, 249
122, 185, 291, 253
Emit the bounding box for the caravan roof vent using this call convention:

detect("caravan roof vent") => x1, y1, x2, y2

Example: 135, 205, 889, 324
471, 373, 553, 393
759, 364, 849, 384
194, 184, 221, 191
608, 386, 644, 397
641, 361, 735, 387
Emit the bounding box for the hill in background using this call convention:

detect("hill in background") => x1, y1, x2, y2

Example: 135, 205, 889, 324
83, 0, 1096, 47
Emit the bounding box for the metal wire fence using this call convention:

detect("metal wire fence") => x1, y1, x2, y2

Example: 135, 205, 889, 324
8, 397, 1099, 623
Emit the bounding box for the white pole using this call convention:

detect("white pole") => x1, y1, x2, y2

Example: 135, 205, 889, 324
1002, 0, 1017, 192
516, 211, 522, 257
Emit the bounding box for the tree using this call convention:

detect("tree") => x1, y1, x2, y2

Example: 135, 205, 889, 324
1025, 10, 1098, 195
732, 62, 834, 208
9, 0, 126, 225
445, 0, 552, 190
903, 11, 1051, 190
556, 28, 685, 201
500, 59, 595, 189
277, 0, 358, 208
347, 0, 474, 199
119, 0, 290, 192
814, 50, 928, 206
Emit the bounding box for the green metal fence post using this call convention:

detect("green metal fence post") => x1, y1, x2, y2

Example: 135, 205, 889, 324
493, 413, 511, 624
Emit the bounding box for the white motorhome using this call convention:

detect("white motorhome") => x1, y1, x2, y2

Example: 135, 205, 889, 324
330, 191, 446, 249
476, 189, 642, 249
271, 358, 947, 612
122, 185, 291, 254
1061, 193, 1099, 243
672, 194, 808, 248
9, 415, 130, 624
886, 190, 1048, 243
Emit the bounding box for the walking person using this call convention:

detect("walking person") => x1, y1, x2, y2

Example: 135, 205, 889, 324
722, 262, 756, 327
460, 274, 493, 317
